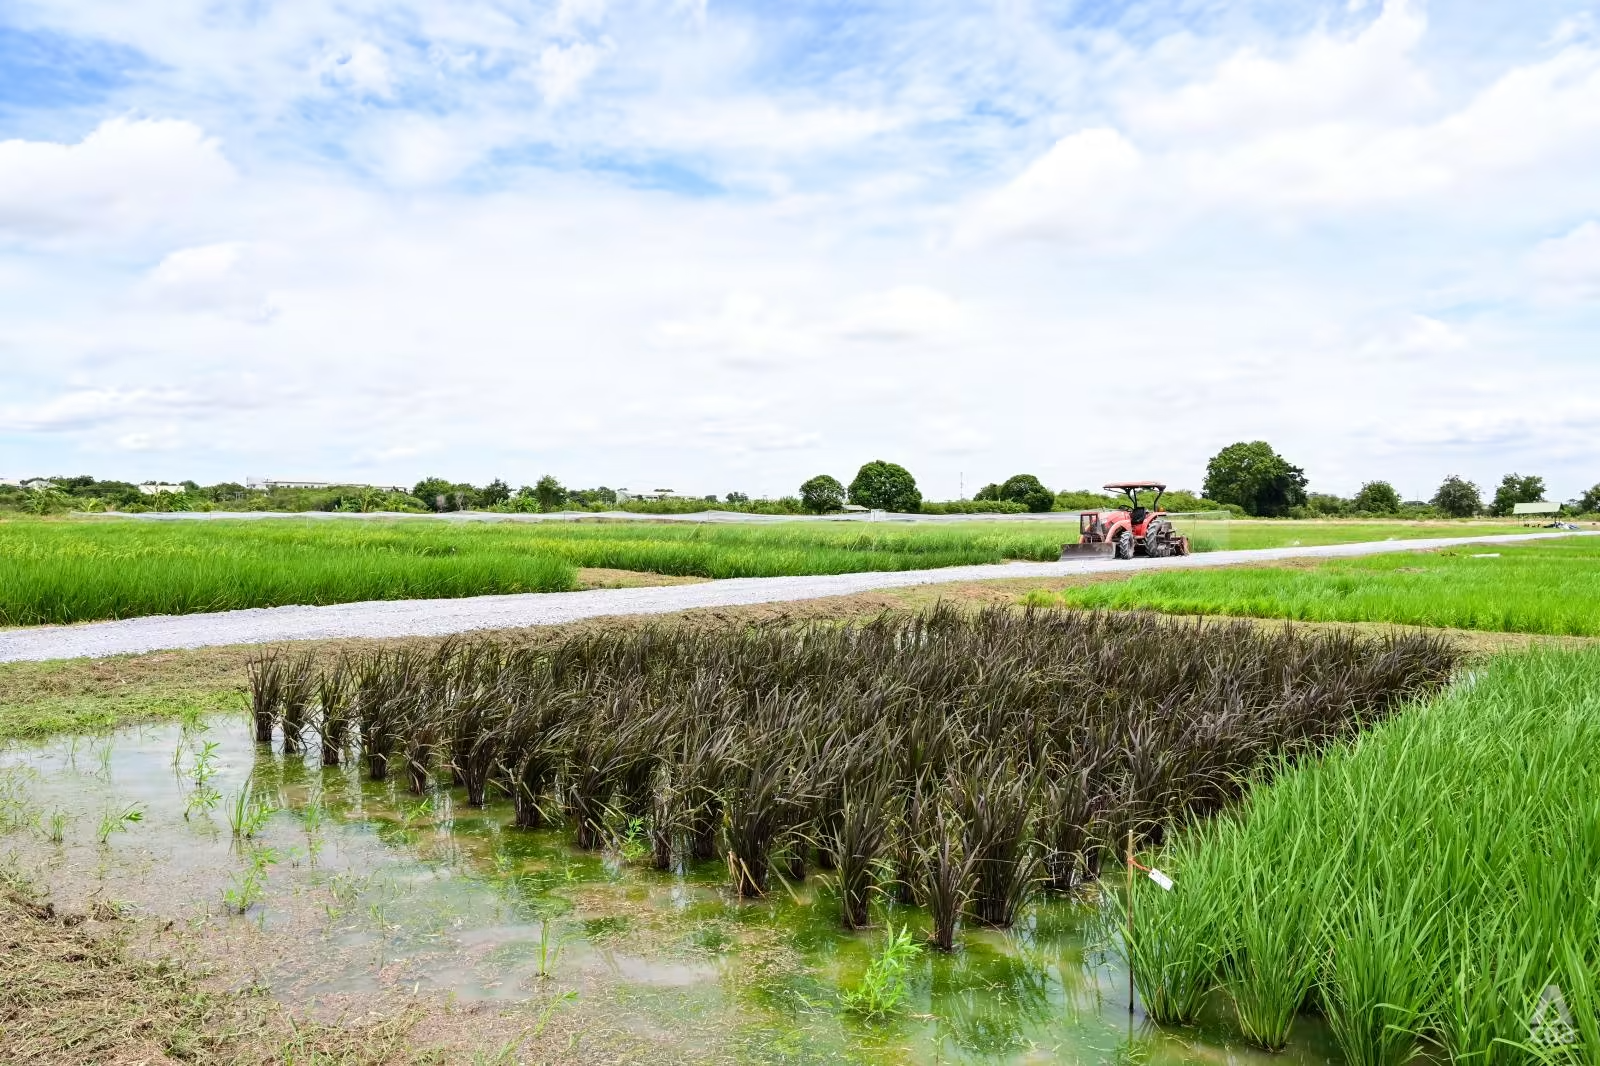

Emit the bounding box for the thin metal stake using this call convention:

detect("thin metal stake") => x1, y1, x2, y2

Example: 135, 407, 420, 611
1126, 827, 1136, 1015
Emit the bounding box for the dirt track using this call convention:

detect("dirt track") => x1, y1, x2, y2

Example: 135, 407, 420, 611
1, 531, 1590, 663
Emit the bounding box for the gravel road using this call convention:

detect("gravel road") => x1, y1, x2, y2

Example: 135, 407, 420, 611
2, 531, 1588, 663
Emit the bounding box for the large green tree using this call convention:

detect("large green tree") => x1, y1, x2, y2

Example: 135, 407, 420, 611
1578, 483, 1600, 514
848, 461, 921, 512
1352, 480, 1401, 514
1431, 475, 1481, 518
532, 474, 567, 513
412, 476, 458, 512
1202, 442, 1308, 517
799, 474, 846, 514
479, 478, 512, 506
1490, 473, 1546, 517
998, 474, 1056, 513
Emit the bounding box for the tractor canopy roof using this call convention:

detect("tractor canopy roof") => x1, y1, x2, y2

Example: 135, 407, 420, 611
1103, 481, 1167, 492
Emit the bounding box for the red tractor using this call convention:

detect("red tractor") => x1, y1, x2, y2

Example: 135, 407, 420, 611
1061, 481, 1191, 560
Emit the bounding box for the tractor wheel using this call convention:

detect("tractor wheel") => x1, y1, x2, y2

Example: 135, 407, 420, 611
1145, 521, 1173, 558
1114, 531, 1134, 560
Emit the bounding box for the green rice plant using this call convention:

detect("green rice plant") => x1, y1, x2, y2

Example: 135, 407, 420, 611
1322, 884, 1440, 1066
1222, 843, 1327, 1048
0, 519, 577, 626
840, 923, 921, 1018
0, 515, 1533, 626
1044, 535, 1600, 636
1119, 828, 1230, 1026
1131, 648, 1600, 1060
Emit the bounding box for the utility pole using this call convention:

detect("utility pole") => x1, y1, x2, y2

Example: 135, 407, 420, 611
959, 471, 964, 501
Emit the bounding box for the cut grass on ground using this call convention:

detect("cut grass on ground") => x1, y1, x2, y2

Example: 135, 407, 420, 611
1032, 534, 1600, 636
0, 516, 1543, 627
1128, 646, 1600, 1061
0, 863, 419, 1064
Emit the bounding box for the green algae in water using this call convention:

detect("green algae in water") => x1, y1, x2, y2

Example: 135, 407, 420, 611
1, 719, 1341, 1065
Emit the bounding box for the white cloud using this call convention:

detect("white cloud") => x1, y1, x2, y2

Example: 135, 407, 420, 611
116, 425, 182, 451
4, 0, 1600, 501
320, 41, 395, 98
655, 292, 810, 370
1356, 314, 1469, 362
632, 99, 902, 154
137, 242, 276, 320
964, 5, 1600, 243
0, 119, 235, 241
834, 286, 966, 342
0, 387, 211, 433
958, 128, 1146, 246
553, 0, 607, 34
1124, 0, 1432, 143
364, 116, 484, 185
537, 39, 611, 106
1529, 221, 1600, 302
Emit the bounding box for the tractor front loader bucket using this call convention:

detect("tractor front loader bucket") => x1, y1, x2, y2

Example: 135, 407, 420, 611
1060, 542, 1115, 560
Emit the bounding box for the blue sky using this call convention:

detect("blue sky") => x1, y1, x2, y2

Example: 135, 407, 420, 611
1, 0, 1598, 500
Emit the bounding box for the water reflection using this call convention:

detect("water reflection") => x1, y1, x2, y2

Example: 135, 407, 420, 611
0, 717, 1341, 1066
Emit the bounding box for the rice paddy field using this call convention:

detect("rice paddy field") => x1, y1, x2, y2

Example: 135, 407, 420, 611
1, 607, 1463, 1064
0, 515, 1535, 626
1035, 534, 1600, 636
1127, 647, 1600, 1063
2, 522, 1594, 1063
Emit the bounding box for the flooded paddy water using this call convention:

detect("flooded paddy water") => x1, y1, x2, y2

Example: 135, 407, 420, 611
0, 715, 1341, 1065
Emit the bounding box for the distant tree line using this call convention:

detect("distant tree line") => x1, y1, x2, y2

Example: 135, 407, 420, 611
5, 455, 1596, 519
795, 462, 1226, 515
1200, 441, 1594, 518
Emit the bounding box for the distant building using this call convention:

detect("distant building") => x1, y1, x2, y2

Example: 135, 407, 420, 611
139, 483, 188, 495
22, 478, 56, 490
246, 476, 335, 490
616, 486, 718, 502
244, 476, 407, 493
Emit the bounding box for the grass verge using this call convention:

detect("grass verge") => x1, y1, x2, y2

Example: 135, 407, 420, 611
1128, 646, 1600, 1062
1034, 535, 1600, 636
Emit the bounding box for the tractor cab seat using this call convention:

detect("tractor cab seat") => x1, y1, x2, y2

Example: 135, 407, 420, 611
1130, 507, 1148, 526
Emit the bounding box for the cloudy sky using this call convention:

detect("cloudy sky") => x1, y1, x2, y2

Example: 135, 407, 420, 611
1, 0, 1597, 501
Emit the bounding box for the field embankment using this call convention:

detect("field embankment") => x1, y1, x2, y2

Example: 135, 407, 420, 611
1033, 535, 1599, 636
1129, 647, 1600, 1061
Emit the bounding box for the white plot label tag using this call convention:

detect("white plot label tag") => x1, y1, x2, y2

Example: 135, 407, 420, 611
1147, 869, 1174, 891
